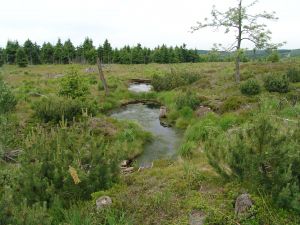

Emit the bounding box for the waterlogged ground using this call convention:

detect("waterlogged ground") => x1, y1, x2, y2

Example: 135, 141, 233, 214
128, 83, 153, 93
111, 103, 182, 166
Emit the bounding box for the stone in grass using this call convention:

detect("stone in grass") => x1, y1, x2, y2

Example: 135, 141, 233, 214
96, 196, 112, 210
189, 210, 206, 225
159, 106, 167, 118
235, 193, 253, 218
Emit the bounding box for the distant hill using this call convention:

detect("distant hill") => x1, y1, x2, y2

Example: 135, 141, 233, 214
196, 49, 300, 59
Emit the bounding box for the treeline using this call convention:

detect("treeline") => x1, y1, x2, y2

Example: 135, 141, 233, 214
0, 38, 201, 66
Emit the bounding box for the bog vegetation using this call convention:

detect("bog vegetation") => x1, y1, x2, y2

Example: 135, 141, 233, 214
0, 54, 299, 224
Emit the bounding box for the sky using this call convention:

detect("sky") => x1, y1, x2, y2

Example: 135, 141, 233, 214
0, 0, 299, 49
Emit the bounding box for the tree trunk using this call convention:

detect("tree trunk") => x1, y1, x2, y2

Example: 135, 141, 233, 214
235, 0, 242, 83
235, 55, 241, 83
96, 57, 109, 96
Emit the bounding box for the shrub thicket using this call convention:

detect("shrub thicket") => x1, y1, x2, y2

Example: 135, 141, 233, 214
0, 80, 17, 114
287, 68, 300, 83
240, 79, 261, 96
152, 70, 201, 91
264, 74, 289, 93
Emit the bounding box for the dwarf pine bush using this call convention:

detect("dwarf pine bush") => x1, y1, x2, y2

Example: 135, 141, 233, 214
264, 74, 289, 93
59, 69, 89, 98
205, 115, 300, 212
17, 121, 120, 207
240, 78, 261, 96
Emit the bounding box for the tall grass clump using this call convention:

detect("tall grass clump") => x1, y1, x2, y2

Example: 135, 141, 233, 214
175, 91, 200, 110
287, 68, 300, 83
0, 80, 17, 114
33, 96, 99, 123
152, 70, 201, 91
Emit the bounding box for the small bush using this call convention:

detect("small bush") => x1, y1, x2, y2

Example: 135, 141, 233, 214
0, 80, 17, 114
287, 68, 300, 83
264, 74, 289, 93
33, 96, 98, 123
175, 91, 200, 110
59, 69, 89, 98
240, 79, 261, 96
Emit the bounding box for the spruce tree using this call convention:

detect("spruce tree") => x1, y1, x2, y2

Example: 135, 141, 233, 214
41, 42, 54, 64
5, 41, 19, 64
16, 48, 28, 67
63, 39, 75, 64
23, 39, 34, 64
103, 39, 112, 64
82, 38, 96, 64
0, 48, 4, 67
54, 38, 63, 64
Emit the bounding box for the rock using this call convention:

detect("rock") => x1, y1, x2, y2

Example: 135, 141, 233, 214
138, 162, 153, 172
96, 196, 112, 210
196, 106, 212, 118
160, 119, 171, 127
159, 106, 167, 118
85, 67, 96, 73
121, 167, 135, 174
46, 73, 64, 78
235, 193, 253, 218
120, 160, 129, 168
189, 210, 206, 225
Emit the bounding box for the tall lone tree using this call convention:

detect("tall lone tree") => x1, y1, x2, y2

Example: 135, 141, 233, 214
191, 0, 280, 82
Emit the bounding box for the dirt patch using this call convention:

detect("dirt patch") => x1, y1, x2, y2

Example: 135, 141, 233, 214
89, 117, 117, 136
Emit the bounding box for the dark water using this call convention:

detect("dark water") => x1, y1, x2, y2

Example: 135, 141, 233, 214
110, 103, 182, 166
128, 83, 153, 93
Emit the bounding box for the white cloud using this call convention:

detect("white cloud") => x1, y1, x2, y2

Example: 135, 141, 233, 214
0, 0, 299, 49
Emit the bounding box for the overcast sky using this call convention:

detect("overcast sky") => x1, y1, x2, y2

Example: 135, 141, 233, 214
0, 0, 299, 49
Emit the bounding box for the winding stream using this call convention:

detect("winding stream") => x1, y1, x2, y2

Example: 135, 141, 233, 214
110, 83, 182, 166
